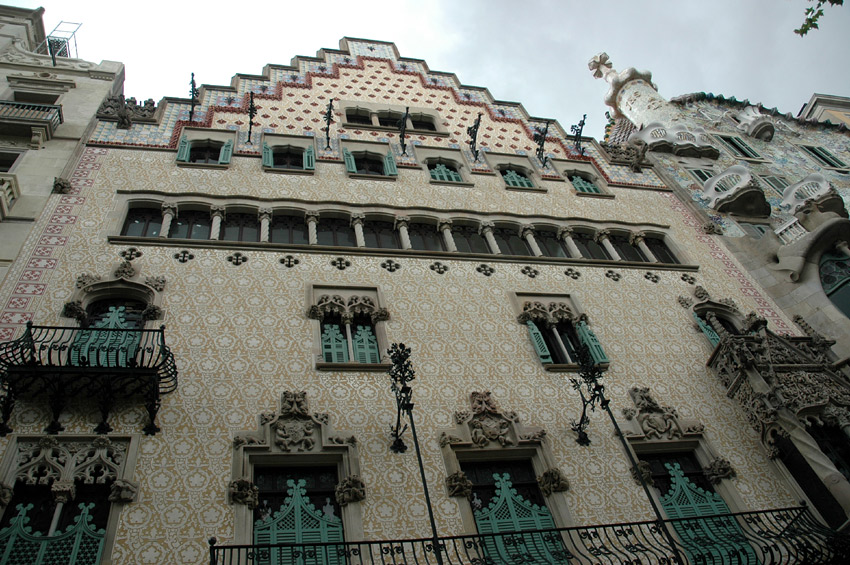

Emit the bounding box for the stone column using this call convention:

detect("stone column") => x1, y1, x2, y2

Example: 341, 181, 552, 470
351, 213, 366, 247
520, 224, 543, 256
49, 480, 76, 536
480, 221, 501, 254
305, 211, 319, 245
558, 226, 581, 258
438, 219, 457, 252
395, 216, 412, 250
341, 312, 355, 362
210, 206, 225, 240
258, 208, 272, 243
631, 231, 657, 262
595, 229, 620, 260
160, 203, 177, 238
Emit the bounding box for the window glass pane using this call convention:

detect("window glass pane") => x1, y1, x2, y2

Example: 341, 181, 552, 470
171, 211, 211, 239
189, 218, 211, 239
255, 466, 340, 522
454, 227, 490, 254
355, 156, 384, 175
270, 215, 308, 244
535, 231, 568, 258
362, 221, 399, 249
646, 238, 678, 264
408, 224, 444, 251
493, 228, 530, 255
272, 148, 303, 169
611, 235, 646, 262
573, 233, 610, 260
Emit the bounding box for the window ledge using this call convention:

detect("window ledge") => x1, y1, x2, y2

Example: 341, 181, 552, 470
341, 123, 449, 137
575, 191, 615, 199
544, 362, 609, 373
429, 179, 475, 187
821, 167, 850, 174
177, 162, 229, 170
348, 173, 396, 181
262, 166, 314, 175
316, 362, 392, 372
505, 185, 547, 193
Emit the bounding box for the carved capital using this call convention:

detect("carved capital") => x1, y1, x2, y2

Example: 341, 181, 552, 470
229, 478, 259, 508
305, 211, 320, 223
537, 468, 570, 496
631, 461, 654, 487
109, 478, 139, 503
519, 224, 535, 239
210, 206, 226, 218
349, 213, 365, 226
437, 219, 453, 231
478, 221, 495, 235
630, 231, 646, 245
446, 471, 473, 498
52, 480, 76, 504
53, 177, 72, 194
594, 229, 611, 242
335, 475, 366, 506
161, 202, 178, 215
258, 208, 273, 221
62, 300, 87, 323
394, 216, 410, 229
557, 226, 574, 240
0, 483, 13, 507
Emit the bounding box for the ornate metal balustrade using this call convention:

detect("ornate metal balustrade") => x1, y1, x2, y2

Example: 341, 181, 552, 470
209, 505, 849, 565
0, 322, 178, 436
0, 100, 64, 140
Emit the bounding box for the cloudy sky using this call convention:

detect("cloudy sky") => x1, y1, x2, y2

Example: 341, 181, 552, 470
17, 0, 850, 138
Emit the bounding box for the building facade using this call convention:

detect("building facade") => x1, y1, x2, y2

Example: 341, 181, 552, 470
0, 11, 849, 564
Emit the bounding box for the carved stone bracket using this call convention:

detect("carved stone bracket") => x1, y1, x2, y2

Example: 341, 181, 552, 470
334, 475, 366, 506
537, 468, 570, 496
109, 478, 140, 503
446, 471, 473, 498
704, 457, 737, 485
53, 177, 72, 194
631, 460, 654, 487
229, 478, 259, 508
0, 482, 13, 508
441, 392, 546, 450
620, 387, 704, 440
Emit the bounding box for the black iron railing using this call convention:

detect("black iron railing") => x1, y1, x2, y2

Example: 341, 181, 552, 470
209, 506, 849, 565
0, 100, 63, 132
0, 323, 178, 435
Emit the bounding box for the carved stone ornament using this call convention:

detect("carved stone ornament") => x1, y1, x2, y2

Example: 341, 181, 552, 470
442, 392, 545, 450
53, 177, 72, 194
627, 122, 719, 159
446, 471, 473, 498
97, 94, 158, 125
109, 478, 140, 503
229, 478, 259, 508
232, 391, 357, 457
600, 142, 650, 172
677, 296, 693, 309
702, 222, 724, 235
631, 460, 654, 487
334, 475, 366, 506
51, 480, 76, 504
620, 387, 704, 441
114, 261, 136, 279
704, 457, 737, 485
61, 300, 87, 323
517, 301, 574, 326
308, 295, 389, 324
145, 276, 167, 291
693, 286, 711, 302
141, 304, 163, 321
537, 468, 570, 496
75, 273, 102, 289
0, 483, 13, 507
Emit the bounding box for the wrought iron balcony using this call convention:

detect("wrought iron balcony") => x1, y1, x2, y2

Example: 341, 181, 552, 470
0, 100, 64, 141
209, 505, 849, 564
0, 322, 178, 436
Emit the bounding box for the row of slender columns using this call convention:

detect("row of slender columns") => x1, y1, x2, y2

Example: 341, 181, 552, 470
155, 203, 660, 260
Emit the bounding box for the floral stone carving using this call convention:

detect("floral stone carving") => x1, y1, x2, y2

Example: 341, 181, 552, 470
443, 391, 546, 451
334, 475, 366, 506
537, 468, 570, 496
620, 387, 704, 440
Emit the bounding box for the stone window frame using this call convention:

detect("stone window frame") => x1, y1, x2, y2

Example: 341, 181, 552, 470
414, 146, 474, 187
338, 100, 447, 136
438, 391, 575, 534
0, 150, 23, 173
230, 391, 365, 544
795, 144, 849, 173
687, 167, 716, 186
0, 434, 142, 565
175, 127, 237, 169
483, 153, 544, 193
714, 133, 767, 163
555, 161, 613, 199
512, 292, 609, 373
260, 133, 315, 175
306, 285, 392, 372
340, 140, 397, 181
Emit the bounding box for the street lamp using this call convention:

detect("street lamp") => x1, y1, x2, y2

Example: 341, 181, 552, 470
388, 343, 444, 565
569, 345, 684, 565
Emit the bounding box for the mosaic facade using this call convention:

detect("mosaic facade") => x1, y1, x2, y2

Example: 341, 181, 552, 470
1, 25, 850, 565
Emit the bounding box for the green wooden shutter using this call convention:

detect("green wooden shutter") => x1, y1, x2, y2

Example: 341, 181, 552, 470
571, 176, 600, 193
383, 151, 397, 176
693, 312, 721, 347
343, 149, 356, 173
70, 306, 141, 367
176, 137, 190, 162
262, 142, 273, 167
660, 463, 757, 564
321, 323, 349, 363
430, 163, 462, 182
352, 325, 380, 364
576, 320, 609, 364
254, 479, 343, 565
503, 169, 533, 188
218, 140, 233, 164
526, 321, 553, 364
473, 473, 567, 564
303, 146, 315, 170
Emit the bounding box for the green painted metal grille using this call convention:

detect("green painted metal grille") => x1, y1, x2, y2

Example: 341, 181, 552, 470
429, 163, 462, 182
70, 306, 141, 367
0, 503, 105, 565
502, 169, 534, 188
570, 176, 600, 193
693, 312, 721, 347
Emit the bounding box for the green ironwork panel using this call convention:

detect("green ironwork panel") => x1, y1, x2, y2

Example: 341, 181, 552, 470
576, 321, 609, 364
473, 473, 567, 564
70, 306, 141, 367
570, 176, 600, 193
343, 149, 356, 173
820, 252, 850, 295
219, 140, 234, 164
383, 151, 397, 176
351, 325, 379, 364
430, 163, 461, 182
254, 479, 343, 565
320, 324, 349, 363
660, 463, 757, 564
525, 321, 553, 364
262, 142, 273, 167
503, 169, 533, 188
693, 312, 721, 347
176, 137, 190, 161
303, 146, 315, 170
0, 503, 105, 565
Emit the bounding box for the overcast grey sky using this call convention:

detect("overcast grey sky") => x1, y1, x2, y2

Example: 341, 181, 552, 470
17, 0, 850, 138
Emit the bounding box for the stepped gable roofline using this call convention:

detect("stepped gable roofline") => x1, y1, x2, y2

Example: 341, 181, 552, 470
671, 92, 849, 134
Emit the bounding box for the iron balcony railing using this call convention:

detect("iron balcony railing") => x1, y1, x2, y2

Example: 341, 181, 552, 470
209, 506, 849, 565
0, 100, 64, 134
0, 322, 178, 435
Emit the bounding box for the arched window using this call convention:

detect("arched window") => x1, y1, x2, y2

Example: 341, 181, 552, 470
362, 220, 400, 249
572, 232, 610, 260
610, 234, 647, 262
122, 207, 162, 237
345, 108, 372, 125
452, 225, 490, 254
570, 174, 601, 194
410, 114, 436, 131
820, 252, 850, 318
646, 237, 679, 264
428, 161, 462, 182
343, 149, 396, 177
377, 111, 404, 127
221, 213, 260, 242
270, 215, 308, 245
492, 227, 531, 256
188, 141, 223, 164
316, 218, 356, 247
500, 166, 534, 188
170, 210, 211, 239
408, 222, 445, 251
535, 230, 569, 258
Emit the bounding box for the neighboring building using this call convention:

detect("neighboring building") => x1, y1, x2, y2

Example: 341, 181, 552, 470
0, 19, 848, 565
798, 93, 850, 128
